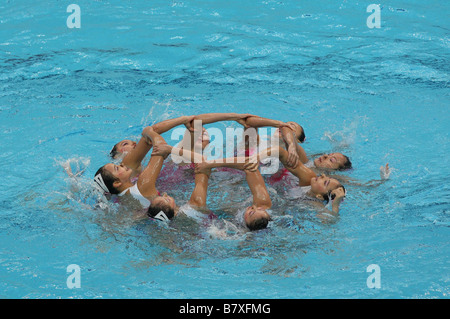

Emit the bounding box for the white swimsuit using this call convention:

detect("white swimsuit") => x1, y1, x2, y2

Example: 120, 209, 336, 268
118, 184, 151, 209
179, 204, 205, 221
304, 160, 314, 168
286, 185, 322, 203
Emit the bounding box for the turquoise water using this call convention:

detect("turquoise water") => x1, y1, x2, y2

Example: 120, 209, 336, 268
0, 1, 449, 298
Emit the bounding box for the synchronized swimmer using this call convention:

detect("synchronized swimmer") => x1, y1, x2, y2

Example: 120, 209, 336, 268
92, 112, 381, 231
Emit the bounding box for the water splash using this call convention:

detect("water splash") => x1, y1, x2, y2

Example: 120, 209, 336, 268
322, 117, 360, 149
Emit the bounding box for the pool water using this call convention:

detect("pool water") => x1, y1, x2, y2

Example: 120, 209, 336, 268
0, 1, 449, 298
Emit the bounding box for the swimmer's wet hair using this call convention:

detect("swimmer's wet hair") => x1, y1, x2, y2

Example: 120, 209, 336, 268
340, 156, 352, 170
246, 215, 271, 231
147, 202, 175, 221
94, 166, 120, 195
109, 144, 119, 159
298, 126, 306, 143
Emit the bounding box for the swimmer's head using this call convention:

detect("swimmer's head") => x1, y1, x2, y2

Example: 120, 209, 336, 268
110, 140, 137, 159
244, 205, 271, 231
287, 121, 306, 143
94, 163, 132, 194
313, 153, 352, 170
194, 127, 210, 150
273, 122, 305, 144
147, 193, 177, 220
310, 174, 345, 203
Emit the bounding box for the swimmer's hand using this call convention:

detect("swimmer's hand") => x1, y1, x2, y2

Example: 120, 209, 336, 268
244, 156, 259, 172
152, 143, 172, 159
236, 118, 250, 129
331, 187, 346, 213
279, 122, 297, 132
380, 163, 391, 180
63, 160, 74, 177
142, 126, 155, 145
183, 115, 196, 132
234, 114, 255, 129
194, 162, 211, 176
239, 114, 254, 124
286, 144, 299, 168
62, 158, 88, 177
331, 187, 346, 202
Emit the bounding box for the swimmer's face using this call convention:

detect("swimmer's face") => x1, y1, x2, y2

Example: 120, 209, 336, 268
313, 153, 347, 170
201, 128, 210, 149
104, 163, 133, 183
194, 128, 210, 150
115, 140, 137, 155
244, 205, 270, 228
310, 174, 341, 196
152, 193, 177, 214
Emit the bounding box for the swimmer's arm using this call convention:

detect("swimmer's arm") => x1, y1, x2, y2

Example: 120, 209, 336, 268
188, 167, 211, 209
121, 130, 154, 170
152, 142, 210, 165
169, 146, 205, 164
315, 188, 345, 223
280, 126, 308, 164
240, 116, 284, 129
245, 170, 272, 209
137, 128, 169, 197
280, 153, 316, 187
308, 200, 341, 224
137, 155, 165, 198
124, 116, 193, 169
256, 147, 315, 186
192, 113, 252, 126
279, 127, 300, 168
330, 187, 345, 215
122, 126, 170, 171
152, 115, 195, 135
181, 114, 253, 148
311, 201, 339, 224
142, 126, 167, 146
295, 144, 308, 164
122, 119, 183, 170
313, 187, 345, 221
363, 164, 391, 187
62, 159, 87, 178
